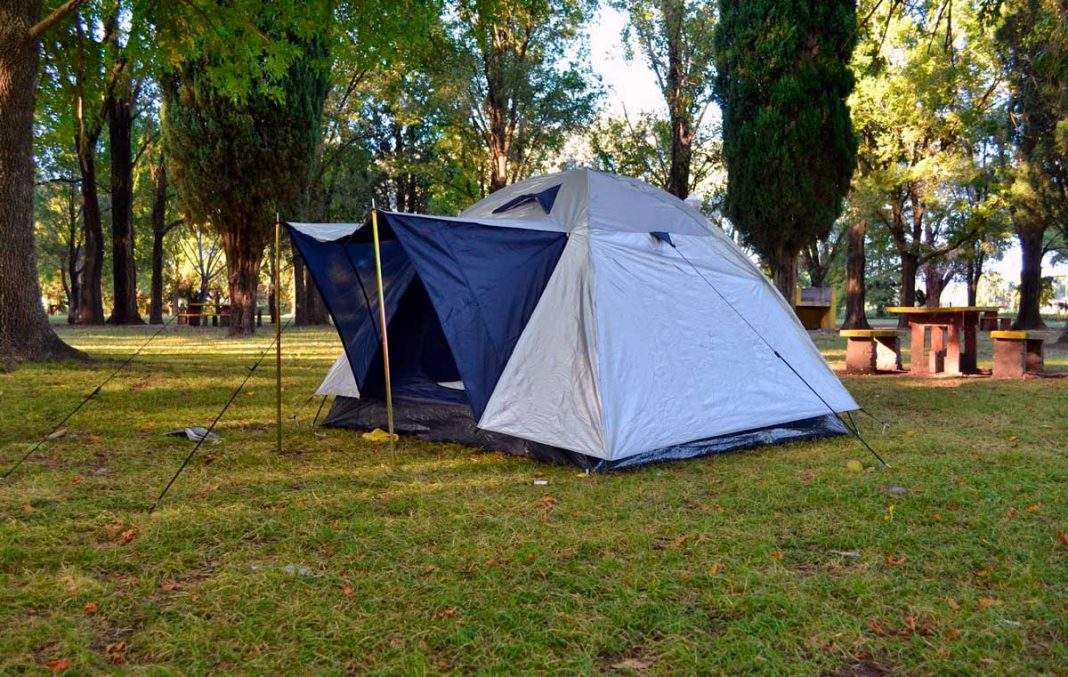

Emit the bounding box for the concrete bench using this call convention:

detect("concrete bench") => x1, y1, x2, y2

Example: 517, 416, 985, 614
991, 330, 1045, 378
840, 329, 902, 374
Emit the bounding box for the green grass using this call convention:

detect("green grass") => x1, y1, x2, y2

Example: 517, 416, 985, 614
1, 324, 1066, 674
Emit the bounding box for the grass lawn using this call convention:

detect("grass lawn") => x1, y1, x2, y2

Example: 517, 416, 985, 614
1, 323, 1066, 674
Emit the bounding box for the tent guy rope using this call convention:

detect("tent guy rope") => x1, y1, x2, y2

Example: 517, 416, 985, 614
2, 317, 175, 481
666, 239, 891, 469
150, 318, 292, 512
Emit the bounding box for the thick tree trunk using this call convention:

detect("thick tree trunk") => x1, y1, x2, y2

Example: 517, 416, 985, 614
75, 136, 105, 324
106, 90, 143, 324
293, 249, 328, 326
841, 220, 870, 330
923, 263, 944, 308
665, 30, 692, 200
0, 1, 85, 364
897, 252, 918, 328
220, 229, 263, 336
1013, 226, 1047, 329
773, 249, 799, 308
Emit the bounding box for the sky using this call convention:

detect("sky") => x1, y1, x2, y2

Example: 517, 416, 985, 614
584, 7, 1067, 296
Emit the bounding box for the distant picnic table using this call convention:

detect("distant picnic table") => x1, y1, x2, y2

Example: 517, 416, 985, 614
887, 306, 999, 375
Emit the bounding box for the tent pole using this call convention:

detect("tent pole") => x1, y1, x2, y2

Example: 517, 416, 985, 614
370, 207, 395, 455
275, 215, 282, 456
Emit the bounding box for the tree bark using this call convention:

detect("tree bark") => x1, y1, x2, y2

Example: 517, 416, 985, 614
897, 252, 918, 328
773, 249, 799, 308
149, 159, 167, 324
0, 0, 85, 364
220, 228, 263, 336
1013, 226, 1047, 329
923, 262, 944, 308
106, 88, 143, 324
841, 220, 870, 329
665, 23, 692, 200
74, 126, 105, 324
293, 249, 328, 326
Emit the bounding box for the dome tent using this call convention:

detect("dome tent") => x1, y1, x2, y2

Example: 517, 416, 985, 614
286, 168, 858, 470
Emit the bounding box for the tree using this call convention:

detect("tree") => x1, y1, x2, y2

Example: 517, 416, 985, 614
713, 0, 859, 303
163, 28, 329, 335
851, 0, 1004, 322
447, 0, 600, 194
613, 0, 717, 198
148, 150, 182, 324
588, 111, 722, 195
997, 0, 1068, 329
0, 0, 88, 364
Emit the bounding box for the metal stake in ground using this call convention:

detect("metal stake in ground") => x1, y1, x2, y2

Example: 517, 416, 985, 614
370, 206, 395, 456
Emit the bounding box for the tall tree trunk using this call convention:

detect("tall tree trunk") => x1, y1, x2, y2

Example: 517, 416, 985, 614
665, 27, 692, 199
923, 262, 944, 308
75, 131, 105, 324
1013, 226, 1047, 329
293, 249, 328, 326
0, 1, 84, 364
965, 258, 980, 306
841, 220, 870, 329
106, 90, 143, 324
773, 249, 799, 308
149, 159, 168, 324
220, 229, 263, 336
897, 252, 918, 328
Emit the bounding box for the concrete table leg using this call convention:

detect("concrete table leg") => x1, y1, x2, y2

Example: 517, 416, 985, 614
910, 323, 928, 374
945, 321, 962, 375
993, 338, 1025, 378
1025, 339, 1044, 374
845, 338, 877, 373
929, 325, 945, 373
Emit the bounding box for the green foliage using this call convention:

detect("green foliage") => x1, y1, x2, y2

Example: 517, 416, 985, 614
442, 0, 601, 191
713, 0, 858, 273
162, 24, 330, 245
588, 112, 721, 192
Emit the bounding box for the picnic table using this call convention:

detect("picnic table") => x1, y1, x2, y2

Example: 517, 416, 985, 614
886, 306, 999, 375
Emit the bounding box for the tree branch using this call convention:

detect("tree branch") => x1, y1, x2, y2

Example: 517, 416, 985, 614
29, 0, 87, 41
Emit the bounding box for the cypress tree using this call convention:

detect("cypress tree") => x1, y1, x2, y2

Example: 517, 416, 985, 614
162, 33, 328, 335
713, 0, 858, 303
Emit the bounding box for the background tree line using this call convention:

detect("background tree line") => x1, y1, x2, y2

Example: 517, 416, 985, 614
3, 0, 1068, 364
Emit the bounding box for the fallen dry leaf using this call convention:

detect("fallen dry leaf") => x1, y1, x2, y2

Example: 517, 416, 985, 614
539, 495, 558, 505
771, 550, 783, 560
610, 658, 651, 671
932, 512, 943, 522
118, 528, 139, 545
1026, 503, 1040, 513
160, 582, 178, 592
946, 597, 961, 611
943, 627, 958, 641
709, 562, 726, 576
21, 503, 33, 513
885, 554, 907, 566
103, 522, 123, 538
1006, 507, 1017, 518
342, 584, 353, 597
978, 597, 1002, 609
868, 619, 887, 636
104, 642, 126, 664
84, 601, 98, 615
904, 616, 917, 633
87, 434, 101, 444
71, 476, 81, 486
433, 606, 459, 620
1058, 531, 1068, 547
42, 658, 70, 673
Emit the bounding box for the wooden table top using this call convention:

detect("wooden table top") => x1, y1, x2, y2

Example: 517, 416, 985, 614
885, 306, 1000, 314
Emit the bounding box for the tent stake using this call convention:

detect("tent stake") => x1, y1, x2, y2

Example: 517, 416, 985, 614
370, 207, 395, 456
276, 216, 283, 456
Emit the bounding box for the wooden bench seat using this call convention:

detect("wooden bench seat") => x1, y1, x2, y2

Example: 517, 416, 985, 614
840, 329, 902, 374
991, 330, 1045, 378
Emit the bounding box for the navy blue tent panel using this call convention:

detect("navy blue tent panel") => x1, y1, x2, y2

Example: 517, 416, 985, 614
382, 213, 567, 419
491, 184, 561, 215
287, 228, 414, 390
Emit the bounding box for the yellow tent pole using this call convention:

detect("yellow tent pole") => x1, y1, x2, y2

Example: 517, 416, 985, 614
370, 208, 395, 454
275, 217, 282, 456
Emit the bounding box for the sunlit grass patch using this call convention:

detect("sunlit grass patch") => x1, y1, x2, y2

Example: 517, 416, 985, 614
0, 323, 1065, 673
